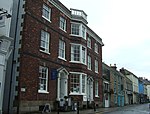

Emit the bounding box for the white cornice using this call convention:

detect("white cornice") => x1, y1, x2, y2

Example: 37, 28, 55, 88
87, 29, 104, 46
48, 0, 71, 18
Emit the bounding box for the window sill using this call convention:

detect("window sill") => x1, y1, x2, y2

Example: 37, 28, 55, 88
58, 56, 67, 61
87, 68, 92, 71
69, 93, 84, 96
95, 95, 99, 98
95, 71, 99, 74
42, 16, 51, 23
95, 51, 99, 54
38, 90, 49, 94
40, 50, 50, 55
70, 61, 87, 65
87, 46, 91, 49
59, 27, 67, 33
70, 34, 86, 40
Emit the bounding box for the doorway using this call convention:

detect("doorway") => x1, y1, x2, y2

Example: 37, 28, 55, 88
60, 72, 68, 99
87, 78, 93, 103
57, 68, 69, 102
104, 93, 109, 107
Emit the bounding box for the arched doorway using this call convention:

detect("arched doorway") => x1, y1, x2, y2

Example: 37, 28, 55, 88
60, 71, 68, 99
87, 77, 94, 103
57, 68, 69, 101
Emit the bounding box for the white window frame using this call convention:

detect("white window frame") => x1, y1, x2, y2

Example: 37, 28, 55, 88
95, 59, 98, 73
40, 30, 50, 54
87, 37, 91, 48
59, 16, 66, 32
95, 80, 99, 97
58, 39, 66, 60
87, 55, 91, 70
82, 47, 86, 64
82, 25, 86, 39
38, 66, 49, 93
70, 43, 87, 65
71, 22, 86, 39
69, 72, 87, 95
42, 4, 51, 22
94, 43, 98, 53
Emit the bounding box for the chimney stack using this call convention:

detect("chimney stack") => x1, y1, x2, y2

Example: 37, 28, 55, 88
110, 64, 117, 70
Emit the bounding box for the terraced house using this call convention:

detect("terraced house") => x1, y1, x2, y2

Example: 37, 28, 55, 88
102, 63, 111, 108
120, 68, 139, 104
4, 0, 104, 113
110, 64, 125, 107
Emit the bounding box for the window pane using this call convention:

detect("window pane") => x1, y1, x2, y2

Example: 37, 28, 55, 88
42, 4, 51, 21
40, 30, 50, 53
71, 45, 80, 61
60, 17, 66, 31
82, 26, 86, 38
70, 73, 80, 93
59, 39, 65, 59
82, 75, 86, 93
95, 43, 98, 53
95, 59, 98, 73
71, 24, 80, 35
82, 47, 86, 64
95, 81, 98, 96
87, 55, 91, 70
39, 66, 48, 91
87, 37, 91, 48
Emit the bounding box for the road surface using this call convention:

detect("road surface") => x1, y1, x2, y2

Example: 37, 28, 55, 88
105, 103, 150, 114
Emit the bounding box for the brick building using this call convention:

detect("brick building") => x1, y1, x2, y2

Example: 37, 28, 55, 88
4, 0, 104, 113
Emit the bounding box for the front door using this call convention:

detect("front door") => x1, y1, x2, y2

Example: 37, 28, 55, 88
60, 72, 68, 99
57, 68, 69, 102
104, 94, 109, 107
87, 78, 93, 103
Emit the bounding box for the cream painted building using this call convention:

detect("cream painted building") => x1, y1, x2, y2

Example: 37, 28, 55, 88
146, 84, 150, 101
0, 1, 13, 113
120, 68, 139, 104
128, 74, 139, 104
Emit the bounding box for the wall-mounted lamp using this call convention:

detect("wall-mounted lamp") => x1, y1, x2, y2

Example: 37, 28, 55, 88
0, 8, 11, 18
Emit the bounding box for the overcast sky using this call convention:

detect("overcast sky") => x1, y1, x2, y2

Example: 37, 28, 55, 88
60, 0, 150, 80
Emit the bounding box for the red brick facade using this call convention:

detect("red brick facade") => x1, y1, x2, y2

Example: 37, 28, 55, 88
15, 0, 103, 112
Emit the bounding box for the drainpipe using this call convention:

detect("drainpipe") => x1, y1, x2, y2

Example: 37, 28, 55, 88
57, 73, 60, 101
8, 0, 21, 113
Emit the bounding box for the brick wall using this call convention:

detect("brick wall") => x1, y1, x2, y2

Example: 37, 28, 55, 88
16, 0, 103, 112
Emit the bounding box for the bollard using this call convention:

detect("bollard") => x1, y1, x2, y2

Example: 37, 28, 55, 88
77, 102, 79, 114
57, 101, 60, 114
93, 102, 96, 112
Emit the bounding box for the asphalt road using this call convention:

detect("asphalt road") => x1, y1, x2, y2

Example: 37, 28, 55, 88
105, 103, 150, 114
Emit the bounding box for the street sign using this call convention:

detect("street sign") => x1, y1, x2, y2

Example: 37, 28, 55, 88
51, 69, 57, 80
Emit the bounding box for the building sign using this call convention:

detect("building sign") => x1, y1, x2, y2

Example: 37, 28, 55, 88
51, 69, 57, 80
126, 91, 132, 95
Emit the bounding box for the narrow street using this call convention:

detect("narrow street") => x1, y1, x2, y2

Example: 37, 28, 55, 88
105, 103, 150, 114
36, 103, 150, 114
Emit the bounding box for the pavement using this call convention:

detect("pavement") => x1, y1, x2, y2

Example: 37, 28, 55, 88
28, 104, 149, 114
29, 106, 119, 114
